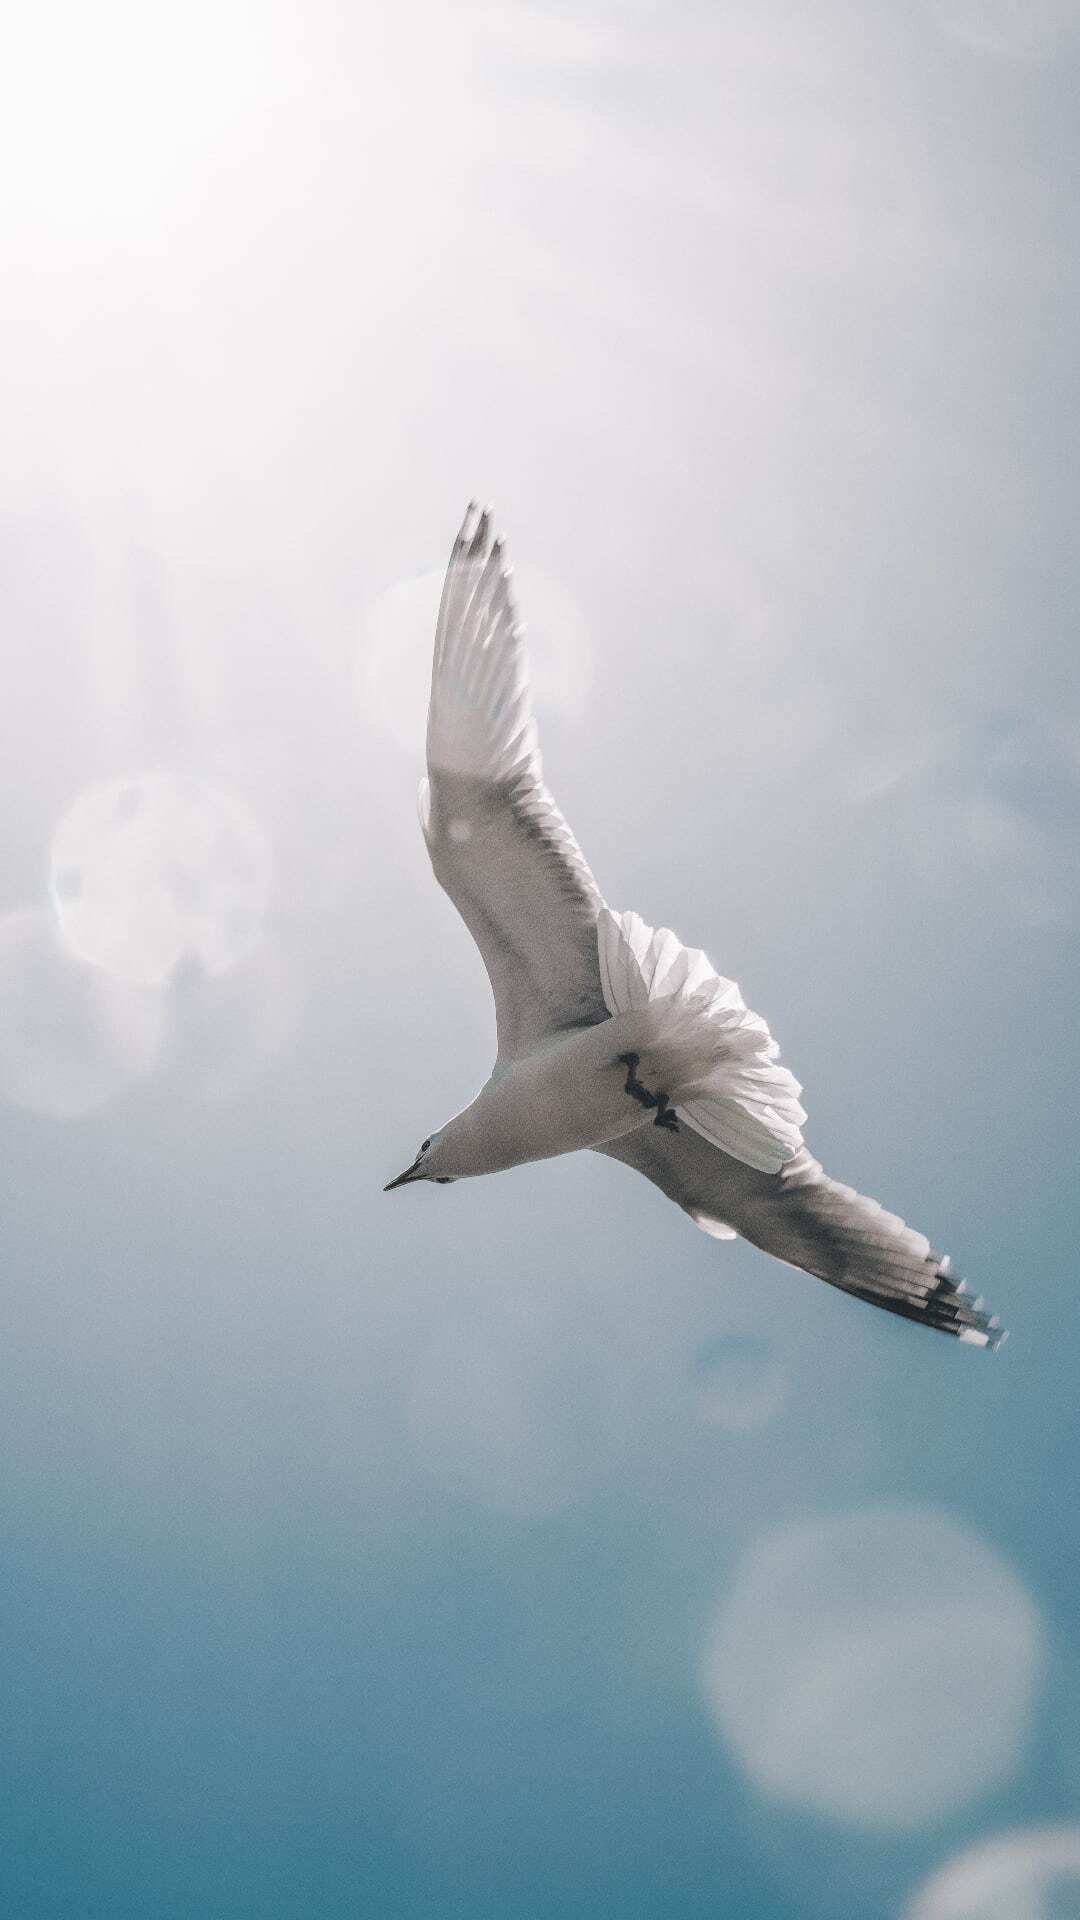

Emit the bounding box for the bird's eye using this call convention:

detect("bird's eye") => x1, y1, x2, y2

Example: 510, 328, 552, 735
421, 1138, 431, 1152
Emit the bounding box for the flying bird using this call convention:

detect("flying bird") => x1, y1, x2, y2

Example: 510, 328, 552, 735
385, 503, 1004, 1348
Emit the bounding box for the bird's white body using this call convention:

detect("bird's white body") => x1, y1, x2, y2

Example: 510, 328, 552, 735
385, 503, 1004, 1349
425, 993, 762, 1179
431, 1019, 653, 1177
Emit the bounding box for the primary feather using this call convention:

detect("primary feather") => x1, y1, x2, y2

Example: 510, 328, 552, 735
595, 1126, 1004, 1346
420, 505, 606, 1060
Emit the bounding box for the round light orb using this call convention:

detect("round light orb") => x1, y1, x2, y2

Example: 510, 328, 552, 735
50, 773, 272, 987
693, 1331, 787, 1431
702, 1503, 1042, 1833
407, 1296, 627, 1518
904, 1825, 1080, 1920
357, 563, 592, 758
0, 907, 161, 1118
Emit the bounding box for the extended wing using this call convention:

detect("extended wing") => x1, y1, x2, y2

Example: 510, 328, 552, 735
420, 504, 607, 1060
595, 1125, 1004, 1344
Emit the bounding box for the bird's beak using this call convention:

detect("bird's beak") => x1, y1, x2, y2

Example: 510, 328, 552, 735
384, 1160, 422, 1191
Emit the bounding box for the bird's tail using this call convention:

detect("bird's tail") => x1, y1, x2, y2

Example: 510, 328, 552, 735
612, 994, 749, 1105
597, 906, 806, 1173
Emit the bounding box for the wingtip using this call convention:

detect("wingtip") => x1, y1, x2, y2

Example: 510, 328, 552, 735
959, 1319, 1008, 1350
461, 502, 491, 561
453, 504, 477, 554
451, 499, 508, 573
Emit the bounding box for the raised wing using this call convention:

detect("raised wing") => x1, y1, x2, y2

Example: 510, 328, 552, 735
420, 504, 607, 1060
595, 1126, 1004, 1345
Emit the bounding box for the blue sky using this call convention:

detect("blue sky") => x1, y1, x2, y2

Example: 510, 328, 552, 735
1, 3, 1079, 1915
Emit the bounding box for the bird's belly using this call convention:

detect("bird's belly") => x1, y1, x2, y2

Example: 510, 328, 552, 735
474, 1023, 648, 1171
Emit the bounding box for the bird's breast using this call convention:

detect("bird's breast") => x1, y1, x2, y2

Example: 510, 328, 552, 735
471, 1020, 650, 1172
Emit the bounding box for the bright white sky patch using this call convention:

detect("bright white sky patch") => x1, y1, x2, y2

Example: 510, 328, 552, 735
702, 1503, 1042, 1833
0, 0, 274, 220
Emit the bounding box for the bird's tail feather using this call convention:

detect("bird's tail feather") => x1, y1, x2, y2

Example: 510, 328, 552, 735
613, 994, 749, 1107
597, 906, 805, 1173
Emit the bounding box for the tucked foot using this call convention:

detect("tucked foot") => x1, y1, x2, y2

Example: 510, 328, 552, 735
617, 1052, 678, 1131
617, 1050, 651, 1107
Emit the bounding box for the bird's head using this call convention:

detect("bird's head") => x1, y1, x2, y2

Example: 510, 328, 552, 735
383, 1125, 460, 1190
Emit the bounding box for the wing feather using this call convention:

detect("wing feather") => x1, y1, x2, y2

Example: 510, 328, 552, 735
421, 505, 607, 1059
597, 906, 806, 1172
594, 1126, 1004, 1345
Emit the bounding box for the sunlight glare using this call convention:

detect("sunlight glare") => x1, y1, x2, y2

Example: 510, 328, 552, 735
1, 0, 272, 219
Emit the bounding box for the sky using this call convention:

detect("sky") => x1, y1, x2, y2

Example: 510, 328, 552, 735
1, 2, 1079, 1915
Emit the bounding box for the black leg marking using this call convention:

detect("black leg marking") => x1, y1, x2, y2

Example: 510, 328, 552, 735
617, 1052, 679, 1133
618, 1051, 645, 1100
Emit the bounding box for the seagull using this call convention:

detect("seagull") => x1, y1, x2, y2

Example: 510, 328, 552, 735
385, 503, 1004, 1348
